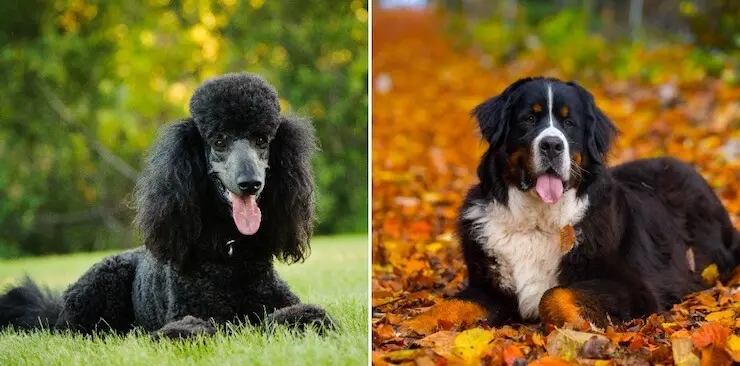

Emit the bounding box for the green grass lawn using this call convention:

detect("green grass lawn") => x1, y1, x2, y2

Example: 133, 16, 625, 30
0, 235, 368, 366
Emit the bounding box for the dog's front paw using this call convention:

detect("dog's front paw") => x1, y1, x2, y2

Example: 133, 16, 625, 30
151, 315, 217, 340
266, 304, 337, 333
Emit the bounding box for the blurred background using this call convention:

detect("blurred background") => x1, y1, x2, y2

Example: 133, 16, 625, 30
378, 0, 740, 83
0, 0, 368, 258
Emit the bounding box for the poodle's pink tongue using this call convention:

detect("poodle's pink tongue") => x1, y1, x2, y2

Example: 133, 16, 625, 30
535, 175, 564, 204
231, 193, 261, 235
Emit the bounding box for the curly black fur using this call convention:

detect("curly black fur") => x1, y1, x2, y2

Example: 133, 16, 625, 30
0, 73, 334, 337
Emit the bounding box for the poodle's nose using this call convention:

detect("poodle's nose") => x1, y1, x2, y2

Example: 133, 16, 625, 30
237, 178, 262, 195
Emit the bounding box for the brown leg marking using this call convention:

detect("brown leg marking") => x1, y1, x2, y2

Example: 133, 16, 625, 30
539, 288, 590, 328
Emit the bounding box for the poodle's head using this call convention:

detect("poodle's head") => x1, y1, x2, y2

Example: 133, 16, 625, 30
135, 72, 316, 270
189, 73, 281, 236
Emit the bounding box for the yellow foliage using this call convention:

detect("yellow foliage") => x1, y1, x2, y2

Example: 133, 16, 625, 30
139, 30, 155, 47
189, 24, 210, 44
201, 11, 217, 29
249, 0, 264, 10
278, 98, 291, 112
726, 334, 740, 362
705, 310, 734, 323
355, 8, 368, 23
166, 82, 189, 105
702, 264, 720, 285
452, 328, 494, 364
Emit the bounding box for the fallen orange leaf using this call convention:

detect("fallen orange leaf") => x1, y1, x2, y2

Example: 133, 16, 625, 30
502, 345, 525, 366
529, 356, 572, 366
692, 322, 731, 349
375, 324, 396, 342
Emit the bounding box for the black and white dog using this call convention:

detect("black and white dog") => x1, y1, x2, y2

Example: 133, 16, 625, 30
403, 77, 740, 332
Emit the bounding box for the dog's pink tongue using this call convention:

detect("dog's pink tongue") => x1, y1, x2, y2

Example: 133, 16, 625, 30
535, 175, 564, 204
231, 193, 261, 235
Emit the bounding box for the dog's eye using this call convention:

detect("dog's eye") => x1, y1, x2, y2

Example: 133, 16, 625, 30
213, 135, 227, 149
564, 119, 575, 128
525, 115, 536, 124
255, 136, 268, 146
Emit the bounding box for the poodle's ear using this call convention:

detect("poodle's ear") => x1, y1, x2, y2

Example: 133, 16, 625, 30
257, 115, 316, 264
567, 81, 619, 164
134, 119, 207, 269
472, 77, 533, 149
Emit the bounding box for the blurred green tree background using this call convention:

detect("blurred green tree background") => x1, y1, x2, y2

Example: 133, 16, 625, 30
434, 0, 739, 84
0, 0, 368, 257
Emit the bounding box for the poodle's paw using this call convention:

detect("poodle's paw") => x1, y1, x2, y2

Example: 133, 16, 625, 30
266, 304, 337, 333
151, 315, 217, 340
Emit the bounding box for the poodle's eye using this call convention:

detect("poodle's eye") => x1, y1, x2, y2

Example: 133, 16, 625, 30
213, 135, 227, 149
564, 119, 575, 128
525, 115, 536, 124
255, 135, 268, 146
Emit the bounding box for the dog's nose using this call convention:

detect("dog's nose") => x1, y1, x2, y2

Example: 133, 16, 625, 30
539, 136, 564, 160
237, 178, 262, 195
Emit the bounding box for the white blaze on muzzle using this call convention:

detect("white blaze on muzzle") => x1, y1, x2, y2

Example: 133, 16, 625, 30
531, 84, 570, 204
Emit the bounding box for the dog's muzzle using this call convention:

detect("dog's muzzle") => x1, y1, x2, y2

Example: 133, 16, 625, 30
532, 128, 570, 180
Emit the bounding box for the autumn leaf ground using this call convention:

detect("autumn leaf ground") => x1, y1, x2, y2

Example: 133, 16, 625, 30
0, 235, 368, 365
372, 9, 740, 366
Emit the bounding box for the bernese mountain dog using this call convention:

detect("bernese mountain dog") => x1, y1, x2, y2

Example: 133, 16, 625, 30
401, 77, 740, 333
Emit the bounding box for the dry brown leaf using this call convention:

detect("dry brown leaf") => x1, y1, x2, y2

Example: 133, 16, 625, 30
546, 329, 609, 361
578, 335, 618, 359
416, 331, 457, 359
559, 225, 576, 252
398, 299, 487, 336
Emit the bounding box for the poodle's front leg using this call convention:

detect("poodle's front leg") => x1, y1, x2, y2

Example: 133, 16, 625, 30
151, 315, 217, 340
266, 304, 336, 332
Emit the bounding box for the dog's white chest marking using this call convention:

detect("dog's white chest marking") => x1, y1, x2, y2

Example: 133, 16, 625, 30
464, 188, 589, 320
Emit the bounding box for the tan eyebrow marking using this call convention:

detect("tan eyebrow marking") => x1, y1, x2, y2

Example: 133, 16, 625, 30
560, 106, 569, 117
532, 104, 542, 113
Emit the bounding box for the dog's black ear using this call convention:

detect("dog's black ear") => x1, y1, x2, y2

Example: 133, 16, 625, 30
134, 119, 207, 269
257, 115, 316, 264
567, 81, 618, 164
472, 77, 533, 149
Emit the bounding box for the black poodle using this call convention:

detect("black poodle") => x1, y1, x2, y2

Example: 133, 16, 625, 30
0, 72, 335, 338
